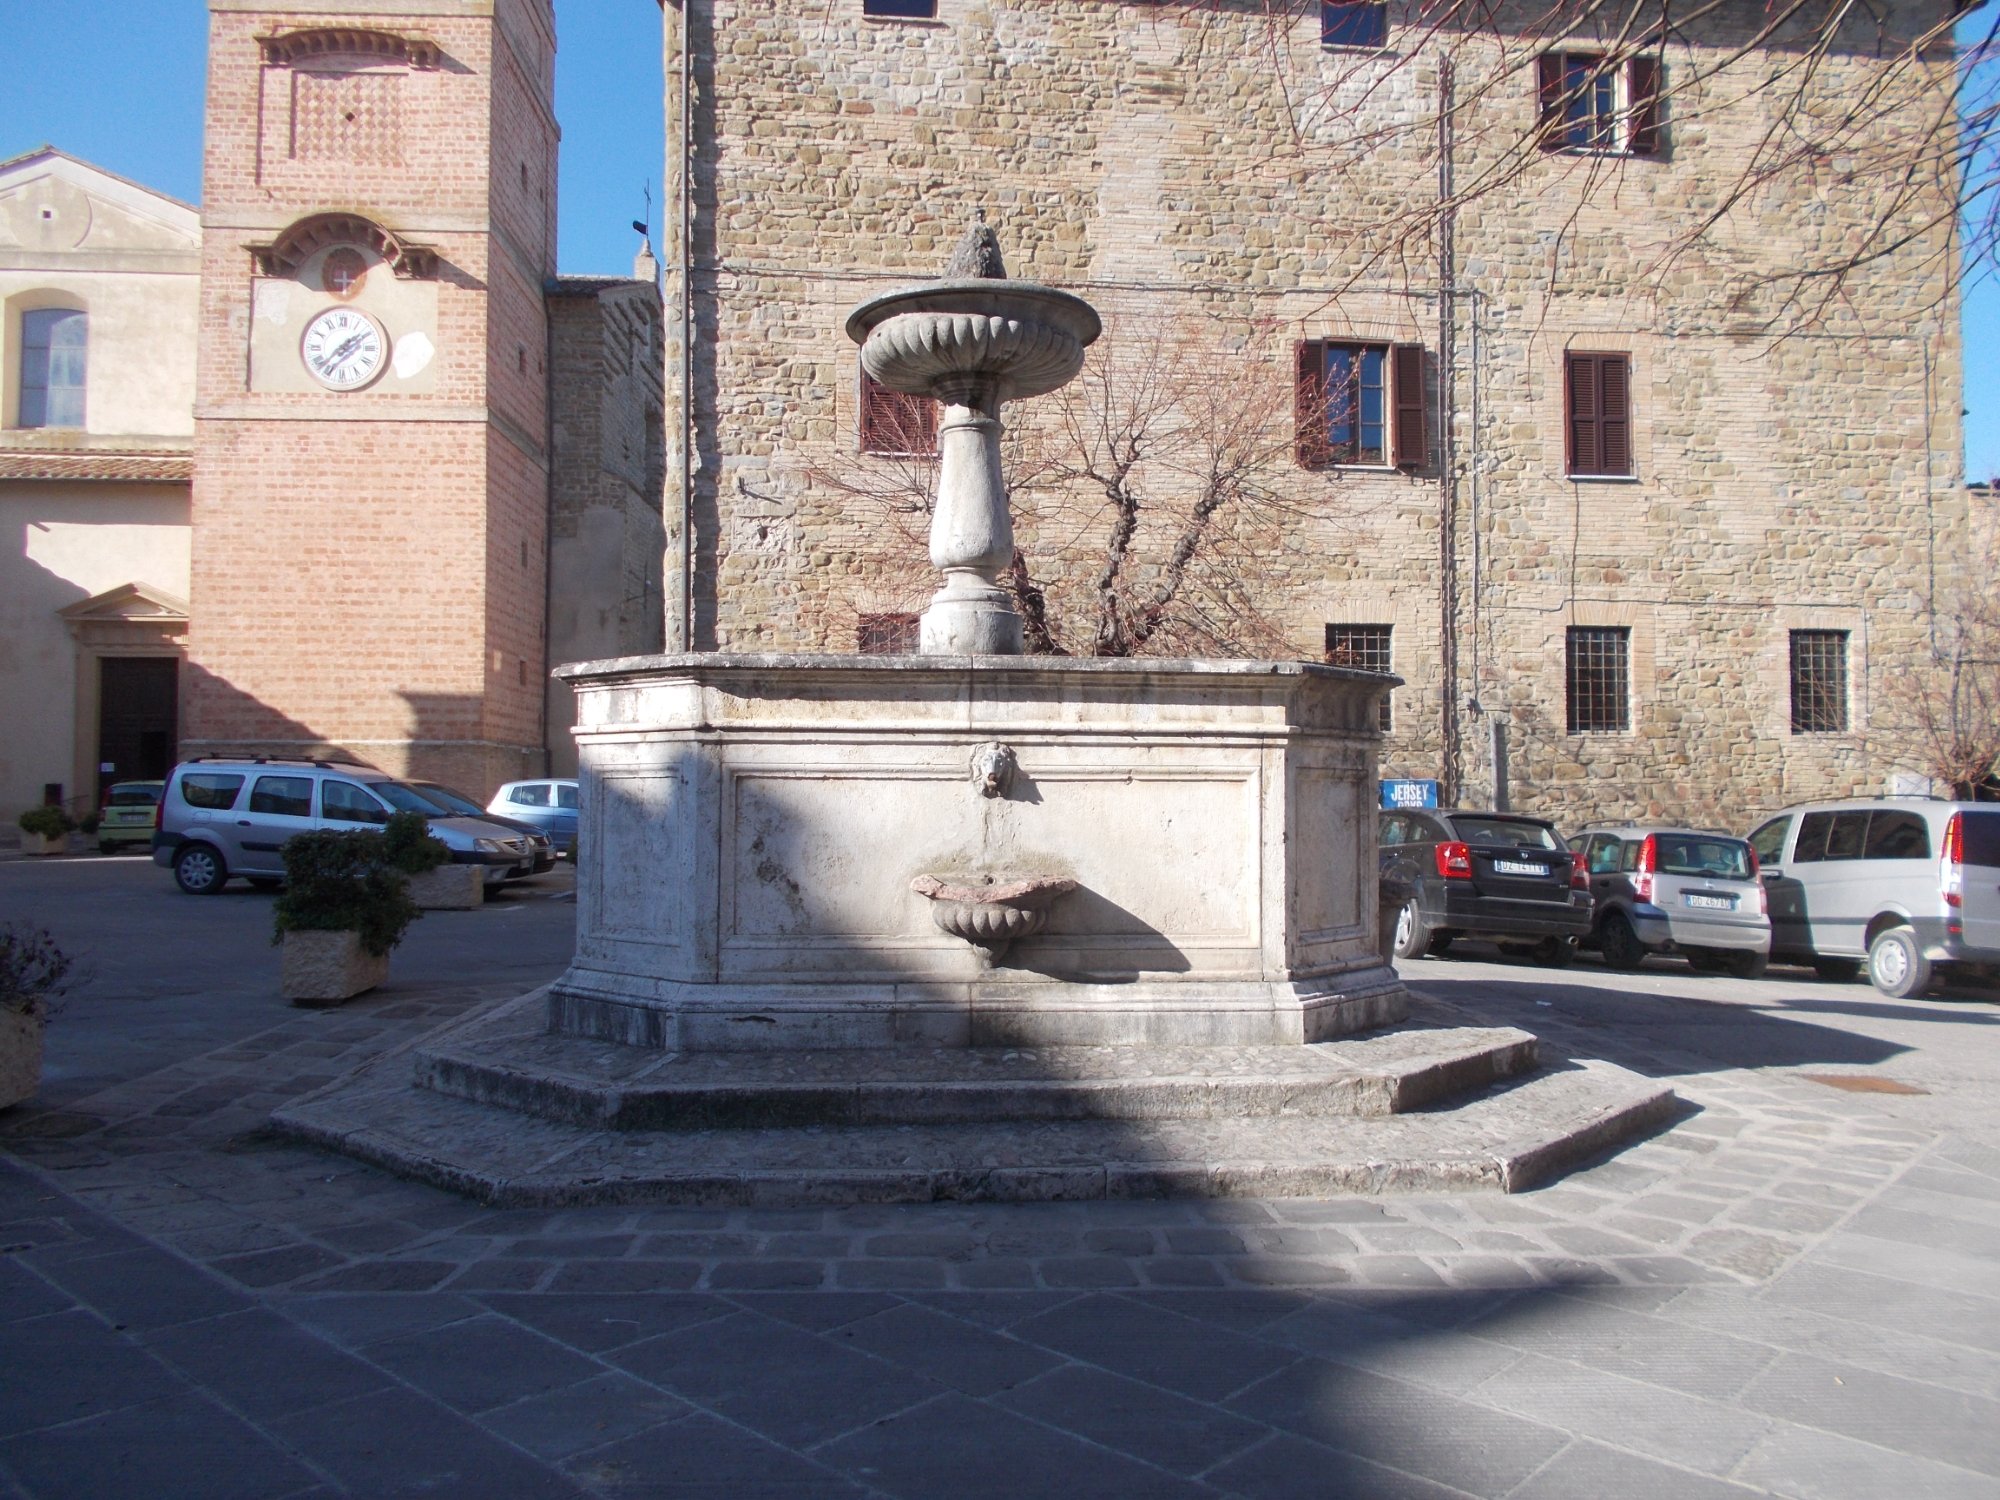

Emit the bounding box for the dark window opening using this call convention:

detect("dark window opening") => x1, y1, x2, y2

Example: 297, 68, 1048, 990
1566, 626, 1630, 733
1537, 52, 1663, 156
863, 0, 937, 17
859, 373, 938, 456
1790, 629, 1849, 734
1321, 2, 1388, 48
857, 612, 921, 655
1295, 340, 1425, 469
1325, 623, 1394, 731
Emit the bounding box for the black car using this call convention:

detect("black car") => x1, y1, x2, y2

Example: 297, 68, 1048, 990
1379, 809, 1593, 965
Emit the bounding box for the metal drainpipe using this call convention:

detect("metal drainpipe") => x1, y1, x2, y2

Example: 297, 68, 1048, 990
677, 0, 696, 651
1437, 58, 1462, 805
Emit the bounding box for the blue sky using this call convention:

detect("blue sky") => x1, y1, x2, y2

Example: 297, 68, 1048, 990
0, 0, 1991, 479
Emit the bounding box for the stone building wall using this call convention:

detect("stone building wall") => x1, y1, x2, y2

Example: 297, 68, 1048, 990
189, 0, 559, 796
546, 272, 667, 774
662, 0, 1968, 831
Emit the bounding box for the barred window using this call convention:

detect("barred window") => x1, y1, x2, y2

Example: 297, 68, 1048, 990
1566, 627, 1630, 733
857, 612, 920, 655
1325, 623, 1393, 731
1790, 630, 1849, 733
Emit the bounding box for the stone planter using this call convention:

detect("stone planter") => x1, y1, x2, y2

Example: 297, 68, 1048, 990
281, 930, 390, 1007
407, 863, 484, 910
18, 832, 65, 857
0, 1006, 43, 1109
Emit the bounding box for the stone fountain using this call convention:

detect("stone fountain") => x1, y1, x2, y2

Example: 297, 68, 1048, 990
272, 224, 1676, 1205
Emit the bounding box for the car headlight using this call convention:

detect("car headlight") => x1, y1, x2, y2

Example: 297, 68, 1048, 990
475, 838, 503, 853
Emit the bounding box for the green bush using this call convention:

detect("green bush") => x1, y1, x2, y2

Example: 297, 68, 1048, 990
0, 925, 75, 1022
17, 806, 72, 839
272, 829, 421, 958
381, 811, 449, 875
78, 812, 101, 836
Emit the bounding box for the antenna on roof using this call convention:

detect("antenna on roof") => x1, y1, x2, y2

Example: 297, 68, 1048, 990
632, 181, 652, 240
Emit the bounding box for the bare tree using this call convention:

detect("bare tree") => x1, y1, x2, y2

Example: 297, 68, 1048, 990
1890, 589, 2000, 798
1152, 0, 1986, 329
812, 315, 1374, 657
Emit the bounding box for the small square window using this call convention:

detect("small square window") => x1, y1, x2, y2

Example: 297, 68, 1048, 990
1321, 2, 1388, 49
857, 612, 920, 654
1325, 624, 1394, 731
1790, 630, 1849, 734
863, 0, 937, 17
1566, 627, 1630, 733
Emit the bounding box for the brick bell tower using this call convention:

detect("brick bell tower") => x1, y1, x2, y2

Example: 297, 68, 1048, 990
186, 0, 558, 794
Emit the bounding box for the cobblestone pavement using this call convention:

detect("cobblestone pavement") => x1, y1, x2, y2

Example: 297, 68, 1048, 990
4, 859, 2000, 1498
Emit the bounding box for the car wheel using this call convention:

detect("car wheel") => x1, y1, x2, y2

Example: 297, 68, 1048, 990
1812, 956, 1861, 982
1426, 932, 1455, 957
173, 843, 226, 895
1867, 927, 1932, 999
1723, 950, 1769, 980
1391, 898, 1432, 960
1531, 936, 1574, 968
1684, 948, 1727, 973
1598, 912, 1646, 971
248, 877, 281, 892
98, 840, 116, 856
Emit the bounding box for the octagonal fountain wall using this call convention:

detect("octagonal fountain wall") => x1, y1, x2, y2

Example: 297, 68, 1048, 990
545, 223, 1405, 1053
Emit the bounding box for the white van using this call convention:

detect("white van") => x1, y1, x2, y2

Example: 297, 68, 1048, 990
1747, 800, 2000, 998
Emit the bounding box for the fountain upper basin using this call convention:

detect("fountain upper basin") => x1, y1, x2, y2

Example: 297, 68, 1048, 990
846, 280, 1102, 400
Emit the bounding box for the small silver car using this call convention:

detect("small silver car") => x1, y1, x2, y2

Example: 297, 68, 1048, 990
1748, 799, 2000, 997
487, 779, 579, 857
154, 757, 538, 895
1573, 825, 1771, 977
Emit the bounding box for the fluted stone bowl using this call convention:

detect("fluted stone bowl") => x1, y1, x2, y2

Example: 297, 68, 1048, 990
846, 282, 1102, 401
910, 873, 1079, 960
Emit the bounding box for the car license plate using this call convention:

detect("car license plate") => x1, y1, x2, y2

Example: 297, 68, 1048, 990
1493, 860, 1547, 876
1685, 893, 1735, 910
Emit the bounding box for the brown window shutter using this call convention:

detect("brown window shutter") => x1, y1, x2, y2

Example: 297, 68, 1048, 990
1566, 353, 1600, 475
860, 373, 935, 455
1537, 52, 1566, 151
1600, 355, 1632, 475
1391, 344, 1426, 469
1295, 340, 1330, 469
859, 372, 892, 452
1628, 55, 1662, 156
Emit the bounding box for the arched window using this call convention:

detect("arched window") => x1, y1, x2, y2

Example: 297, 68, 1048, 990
20, 308, 86, 428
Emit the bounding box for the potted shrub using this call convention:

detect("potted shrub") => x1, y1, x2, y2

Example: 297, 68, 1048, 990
272, 827, 422, 1006
1, 925, 73, 1109
17, 805, 73, 857
387, 810, 480, 910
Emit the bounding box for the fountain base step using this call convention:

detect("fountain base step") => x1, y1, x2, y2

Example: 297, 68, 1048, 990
413, 991, 1539, 1129
270, 988, 1678, 1207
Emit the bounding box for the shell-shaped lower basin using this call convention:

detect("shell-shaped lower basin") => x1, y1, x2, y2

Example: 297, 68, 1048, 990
910, 873, 1078, 959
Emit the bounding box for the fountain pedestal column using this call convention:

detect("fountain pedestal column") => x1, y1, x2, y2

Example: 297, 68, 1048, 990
924, 385, 1021, 655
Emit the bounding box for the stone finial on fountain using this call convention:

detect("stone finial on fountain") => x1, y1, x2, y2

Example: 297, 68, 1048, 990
844, 224, 1100, 656
942, 218, 1008, 280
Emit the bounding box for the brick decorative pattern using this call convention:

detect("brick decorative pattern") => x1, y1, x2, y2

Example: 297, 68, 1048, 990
290, 71, 403, 164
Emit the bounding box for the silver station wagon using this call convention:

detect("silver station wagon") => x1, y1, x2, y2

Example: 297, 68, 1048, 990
1747, 800, 2000, 998
1573, 826, 1771, 978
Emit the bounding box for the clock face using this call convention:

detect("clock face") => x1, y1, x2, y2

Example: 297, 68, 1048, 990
300, 307, 388, 391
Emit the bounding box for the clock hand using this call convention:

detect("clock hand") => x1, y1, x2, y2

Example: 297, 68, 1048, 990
320, 332, 370, 377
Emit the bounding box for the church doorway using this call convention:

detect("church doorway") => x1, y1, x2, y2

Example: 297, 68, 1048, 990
97, 656, 178, 797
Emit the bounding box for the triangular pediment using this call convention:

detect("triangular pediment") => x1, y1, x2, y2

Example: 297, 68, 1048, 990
0, 147, 200, 258
58, 581, 191, 624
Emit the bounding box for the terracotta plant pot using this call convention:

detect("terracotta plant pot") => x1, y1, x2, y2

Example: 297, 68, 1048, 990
407, 864, 484, 910
281, 930, 390, 1007
0, 1006, 44, 1109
